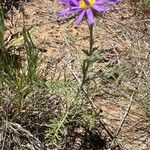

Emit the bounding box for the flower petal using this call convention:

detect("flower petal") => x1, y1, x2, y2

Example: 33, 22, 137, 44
107, 0, 119, 4
76, 10, 86, 24
72, 0, 79, 6
95, 0, 118, 4
60, 0, 79, 6
59, 0, 70, 5
95, 0, 110, 4
92, 4, 110, 12
86, 9, 94, 25
59, 7, 81, 17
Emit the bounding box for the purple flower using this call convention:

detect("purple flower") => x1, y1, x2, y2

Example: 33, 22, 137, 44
59, 0, 118, 25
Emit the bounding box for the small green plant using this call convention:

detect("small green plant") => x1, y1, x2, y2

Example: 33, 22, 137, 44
45, 77, 102, 144
46, 111, 69, 143
0, 3, 41, 110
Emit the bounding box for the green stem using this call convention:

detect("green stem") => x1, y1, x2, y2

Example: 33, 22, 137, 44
89, 24, 94, 55
81, 24, 94, 86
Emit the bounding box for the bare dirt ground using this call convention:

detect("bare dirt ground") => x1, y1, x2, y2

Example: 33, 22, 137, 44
4, 0, 150, 149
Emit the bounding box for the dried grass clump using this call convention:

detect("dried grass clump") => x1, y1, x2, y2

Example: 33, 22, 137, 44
0, 121, 44, 150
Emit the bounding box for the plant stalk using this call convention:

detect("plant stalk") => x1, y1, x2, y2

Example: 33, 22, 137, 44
89, 24, 94, 55
81, 24, 94, 86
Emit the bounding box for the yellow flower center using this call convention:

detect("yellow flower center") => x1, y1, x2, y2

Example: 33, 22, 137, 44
79, 0, 95, 9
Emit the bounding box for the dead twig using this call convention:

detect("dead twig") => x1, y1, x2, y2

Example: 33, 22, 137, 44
116, 94, 134, 136
0, 121, 44, 150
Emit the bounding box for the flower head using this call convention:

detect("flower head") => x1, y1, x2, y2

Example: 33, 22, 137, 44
59, 0, 118, 25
